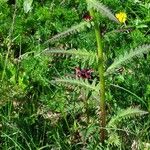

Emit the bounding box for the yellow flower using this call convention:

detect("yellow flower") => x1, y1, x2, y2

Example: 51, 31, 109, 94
115, 12, 127, 23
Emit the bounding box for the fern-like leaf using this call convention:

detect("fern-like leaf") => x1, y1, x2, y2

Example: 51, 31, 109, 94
87, 0, 119, 23
108, 107, 148, 128
106, 44, 150, 75
44, 21, 94, 44
107, 132, 121, 146
44, 48, 97, 66
51, 77, 99, 93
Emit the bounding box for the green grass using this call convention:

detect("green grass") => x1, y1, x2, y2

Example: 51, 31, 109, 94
0, 0, 150, 149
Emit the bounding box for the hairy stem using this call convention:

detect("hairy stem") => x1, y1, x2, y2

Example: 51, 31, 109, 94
89, 9, 106, 142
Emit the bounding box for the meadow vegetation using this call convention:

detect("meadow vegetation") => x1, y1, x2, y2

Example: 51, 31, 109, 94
0, 0, 150, 149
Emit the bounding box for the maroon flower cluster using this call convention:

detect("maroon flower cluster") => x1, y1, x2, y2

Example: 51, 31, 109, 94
75, 67, 93, 79
83, 13, 92, 21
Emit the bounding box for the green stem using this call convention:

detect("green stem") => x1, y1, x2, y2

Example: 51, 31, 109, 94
89, 9, 106, 142
1, 42, 11, 81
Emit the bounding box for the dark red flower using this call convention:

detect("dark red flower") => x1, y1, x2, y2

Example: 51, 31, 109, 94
75, 67, 93, 79
83, 13, 92, 21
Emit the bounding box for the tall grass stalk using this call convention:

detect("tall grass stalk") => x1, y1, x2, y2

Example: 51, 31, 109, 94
1, 5, 16, 81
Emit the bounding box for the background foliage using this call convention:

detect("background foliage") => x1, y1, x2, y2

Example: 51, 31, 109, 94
0, 0, 150, 149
